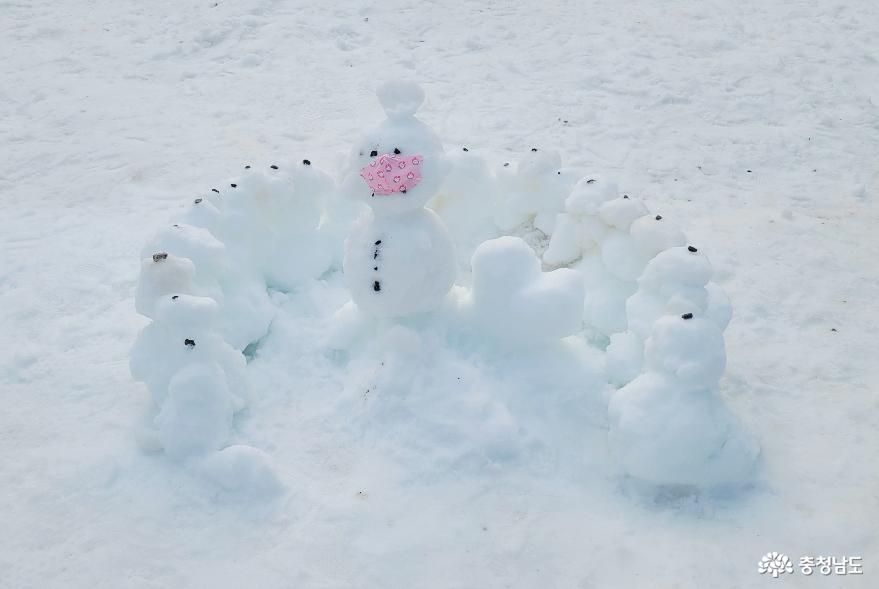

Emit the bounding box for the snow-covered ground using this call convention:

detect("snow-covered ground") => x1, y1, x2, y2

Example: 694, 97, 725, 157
2, 0, 878, 587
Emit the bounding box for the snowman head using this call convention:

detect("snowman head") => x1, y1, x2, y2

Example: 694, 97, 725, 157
645, 313, 726, 389
638, 245, 713, 294
340, 81, 449, 216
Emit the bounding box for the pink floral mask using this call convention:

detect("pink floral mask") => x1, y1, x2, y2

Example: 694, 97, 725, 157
360, 153, 423, 195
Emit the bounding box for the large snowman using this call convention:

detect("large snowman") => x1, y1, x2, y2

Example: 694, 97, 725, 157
340, 81, 456, 318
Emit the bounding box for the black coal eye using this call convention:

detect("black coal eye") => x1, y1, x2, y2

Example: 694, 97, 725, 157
302, 159, 311, 166
393, 148, 401, 154
681, 313, 693, 320
462, 147, 468, 152
688, 245, 698, 252
531, 147, 538, 152
370, 150, 378, 157
655, 215, 662, 220
270, 164, 278, 170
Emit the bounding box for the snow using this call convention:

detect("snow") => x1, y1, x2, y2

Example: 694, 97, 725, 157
2, 0, 878, 587
468, 236, 585, 344
200, 445, 283, 499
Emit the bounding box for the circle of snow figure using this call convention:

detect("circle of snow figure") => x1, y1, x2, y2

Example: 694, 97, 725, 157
130, 81, 758, 496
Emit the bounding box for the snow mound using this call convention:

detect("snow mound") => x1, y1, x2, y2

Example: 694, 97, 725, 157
130, 82, 755, 492
467, 236, 584, 344
201, 445, 284, 498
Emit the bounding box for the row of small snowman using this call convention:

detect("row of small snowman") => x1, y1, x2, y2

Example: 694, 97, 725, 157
430, 144, 732, 370
433, 155, 754, 486
441, 179, 755, 486
131, 253, 283, 497
128, 162, 351, 497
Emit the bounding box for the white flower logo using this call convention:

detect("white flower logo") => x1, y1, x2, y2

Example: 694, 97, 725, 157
758, 552, 794, 578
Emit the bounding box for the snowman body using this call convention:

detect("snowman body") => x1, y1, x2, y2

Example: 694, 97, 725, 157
340, 81, 456, 318
344, 207, 455, 317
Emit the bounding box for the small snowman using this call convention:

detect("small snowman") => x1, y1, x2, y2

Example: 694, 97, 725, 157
130, 292, 246, 459
340, 81, 456, 318
607, 312, 758, 487
607, 244, 731, 385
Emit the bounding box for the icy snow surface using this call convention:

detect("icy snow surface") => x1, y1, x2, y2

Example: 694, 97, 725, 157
2, 1, 878, 587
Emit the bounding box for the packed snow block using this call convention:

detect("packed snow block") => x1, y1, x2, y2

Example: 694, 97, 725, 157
608, 314, 758, 487
340, 81, 457, 318
135, 252, 196, 319
470, 236, 584, 343
155, 363, 235, 460
201, 445, 284, 498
